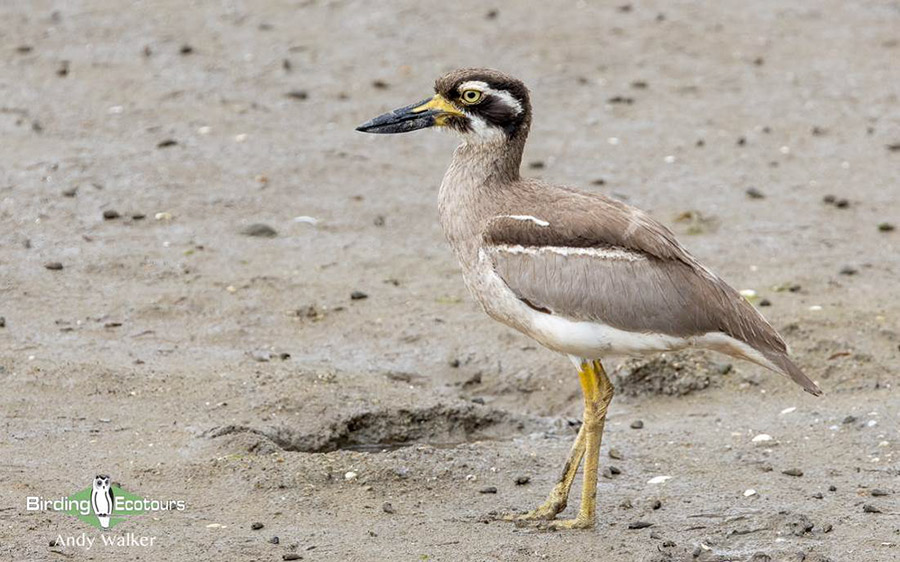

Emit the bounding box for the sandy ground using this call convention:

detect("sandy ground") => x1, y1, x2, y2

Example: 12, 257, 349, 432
1, 1, 899, 560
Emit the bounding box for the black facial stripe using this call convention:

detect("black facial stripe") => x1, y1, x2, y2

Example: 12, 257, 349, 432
471, 95, 524, 136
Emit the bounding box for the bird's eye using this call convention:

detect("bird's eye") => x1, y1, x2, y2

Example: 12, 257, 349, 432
461, 90, 483, 105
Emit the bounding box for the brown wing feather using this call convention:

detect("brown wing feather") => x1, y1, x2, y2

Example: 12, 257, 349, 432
483, 187, 821, 396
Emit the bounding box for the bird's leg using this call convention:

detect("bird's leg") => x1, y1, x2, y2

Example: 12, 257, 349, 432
504, 421, 587, 521
549, 359, 614, 530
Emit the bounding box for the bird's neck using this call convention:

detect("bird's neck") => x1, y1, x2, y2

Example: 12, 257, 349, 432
438, 135, 527, 268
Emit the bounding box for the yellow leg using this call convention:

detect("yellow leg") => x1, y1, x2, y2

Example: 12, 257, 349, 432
504, 422, 586, 521
549, 359, 614, 530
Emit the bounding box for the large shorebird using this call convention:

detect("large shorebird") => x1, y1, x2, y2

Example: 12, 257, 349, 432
357, 68, 821, 529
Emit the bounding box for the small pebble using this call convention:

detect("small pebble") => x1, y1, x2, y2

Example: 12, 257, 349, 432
179, 44, 194, 55
822, 194, 836, 204
871, 489, 889, 497
630, 420, 644, 429
628, 521, 653, 529
834, 198, 849, 208
529, 160, 545, 169
156, 139, 178, 148
0, 317, 5, 328
62, 187, 77, 197
609, 448, 623, 460
514, 475, 530, 486
240, 223, 278, 238
479, 486, 497, 494
250, 522, 264, 530
650, 499, 662, 510
745, 187, 765, 199
758, 298, 771, 307
371, 80, 389, 90
744, 489, 757, 497
382, 502, 394, 513
344, 471, 357, 480
44, 262, 64, 271
863, 504, 881, 514
878, 222, 895, 232
269, 536, 280, 544
282, 554, 302, 561
782, 468, 804, 477
285, 90, 308, 100
102, 209, 120, 220
350, 291, 368, 300
609, 465, 621, 475
828, 485, 837, 492
842, 415, 857, 424
812, 492, 824, 499
839, 266, 858, 276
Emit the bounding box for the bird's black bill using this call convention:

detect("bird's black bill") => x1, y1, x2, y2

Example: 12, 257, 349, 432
356, 99, 439, 134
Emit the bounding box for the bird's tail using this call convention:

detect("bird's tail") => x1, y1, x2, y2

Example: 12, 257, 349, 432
760, 351, 822, 397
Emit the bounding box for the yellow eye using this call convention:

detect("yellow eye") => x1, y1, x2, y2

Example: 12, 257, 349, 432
461, 89, 483, 105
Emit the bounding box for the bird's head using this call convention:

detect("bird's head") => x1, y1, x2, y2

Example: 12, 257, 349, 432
356, 68, 530, 144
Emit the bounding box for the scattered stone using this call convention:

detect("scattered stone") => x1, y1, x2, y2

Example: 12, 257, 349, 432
0, 316, 4, 328
102, 209, 120, 220
250, 522, 264, 530
782, 468, 804, 477
240, 223, 278, 238
156, 139, 178, 148
609, 448, 623, 460
630, 420, 644, 429
744, 489, 757, 497
251, 350, 271, 362
871, 489, 889, 497
745, 187, 765, 199
886, 143, 900, 152
16, 45, 33, 54
628, 521, 653, 529
842, 415, 857, 424
382, 502, 394, 514
350, 291, 368, 300
759, 298, 771, 307
132, 213, 146, 220
485, 8, 499, 19
812, 492, 824, 499
822, 194, 836, 204
608, 96, 634, 104
179, 44, 194, 55
373, 215, 385, 227
834, 198, 850, 208
878, 222, 895, 232
650, 499, 662, 510
371, 80, 389, 90
44, 262, 64, 271
737, 137, 747, 146
752, 434, 773, 443
647, 476, 671, 485
748, 553, 773, 562
780, 512, 814, 535
609, 466, 622, 475
863, 504, 881, 514
811, 126, 827, 136
828, 485, 837, 492
514, 475, 530, 486
630, 80, 648, 89
57, 60, 69, 77
268, 536, 279, 544
479, 486, 497, 494
620, 499, 633, 509
282, 554, 302, 561
528, 160, 545, 169
285, 90, 308, 100
839, 266, 858, 276
62, 187, 78, 197
344, 471, 357, 481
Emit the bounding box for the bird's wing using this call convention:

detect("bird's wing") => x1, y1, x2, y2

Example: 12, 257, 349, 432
481, 189, 821, 395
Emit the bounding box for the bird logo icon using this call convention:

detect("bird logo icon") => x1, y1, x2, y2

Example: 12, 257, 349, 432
90, 475, 114, 529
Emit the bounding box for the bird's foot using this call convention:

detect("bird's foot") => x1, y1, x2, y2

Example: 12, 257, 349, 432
501, 501, 565, 522
547, 516, 594, 530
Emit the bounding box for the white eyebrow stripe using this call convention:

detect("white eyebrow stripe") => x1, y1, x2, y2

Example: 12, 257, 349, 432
458, 80, 524, 115
498, 215, 550, 227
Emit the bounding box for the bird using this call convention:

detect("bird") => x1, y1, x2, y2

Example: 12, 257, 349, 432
356, 68, 821, 529
90, 474, 114, 529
